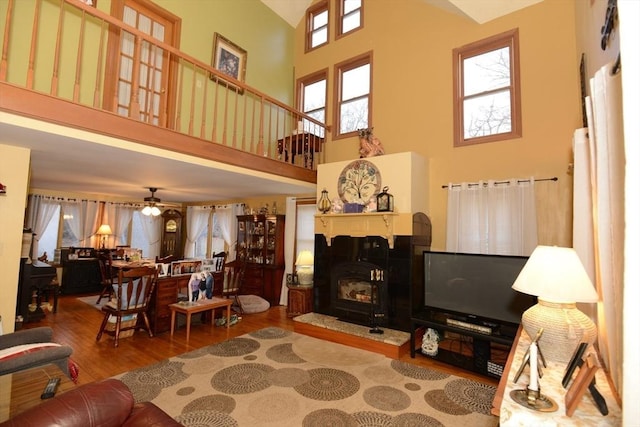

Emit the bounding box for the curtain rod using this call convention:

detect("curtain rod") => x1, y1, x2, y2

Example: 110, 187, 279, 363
441, 176, 558, 189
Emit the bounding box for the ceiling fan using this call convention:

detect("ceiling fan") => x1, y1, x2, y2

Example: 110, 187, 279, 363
141, 187, 165, 216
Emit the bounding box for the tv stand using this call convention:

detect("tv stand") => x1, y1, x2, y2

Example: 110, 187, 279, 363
410, 309, 516, 379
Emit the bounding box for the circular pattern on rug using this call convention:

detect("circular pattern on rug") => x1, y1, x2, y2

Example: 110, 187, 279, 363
246, 391, 300, 422
175, 409, 238, 427
176, 386, 196, 396
423, 389, 470, 415
294, 368, 360, 401
266, 343, 306, 364
211, 362, 275, 394
444, 378, 495, 414
207, 337, 260, 357
268, 367, 310, 387
182, 394, 236, 415
249, 326, 290, 340
302, 409, 358, 427
363, 385, 411, 411
391, 413, 444, 427
352, 411, 393, 425
405, 382, 421, 392
120, 360, 188, 401
390, 359, 449, 381
244, 354, 258, 361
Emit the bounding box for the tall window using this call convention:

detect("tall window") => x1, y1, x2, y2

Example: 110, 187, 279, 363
453, 29, 521, 147
298, 70, 327, 137
306, 0, 329, 52
337, 0, 362, 38
295, 203, 316, 256
334, 52, 372, 138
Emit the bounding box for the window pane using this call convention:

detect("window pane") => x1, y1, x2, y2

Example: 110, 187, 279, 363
38, 206, 60, 259
311, 28, 327, 47
340, 97, 368, 133
313, 10, 328, 29
344, 0, 361, 14
303, 80, 326, 112
463, 47, 510, 96
61, 215, 79, 247
463, 90, 512, 138
194, 224, 208, 258
296, 204, 316, 255
342, 64, 370, 100
342, 12, 360, 33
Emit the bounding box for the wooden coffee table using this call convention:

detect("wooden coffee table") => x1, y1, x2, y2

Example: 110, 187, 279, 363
0, 365, 75, 422
169, 297, 233, 343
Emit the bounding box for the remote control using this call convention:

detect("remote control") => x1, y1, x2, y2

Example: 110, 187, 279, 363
41, 377, 60, 399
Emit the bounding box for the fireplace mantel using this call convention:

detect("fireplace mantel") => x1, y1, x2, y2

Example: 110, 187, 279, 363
315, 213, 414, 248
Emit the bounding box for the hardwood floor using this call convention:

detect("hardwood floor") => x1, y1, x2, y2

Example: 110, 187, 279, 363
22, 294, 498, 387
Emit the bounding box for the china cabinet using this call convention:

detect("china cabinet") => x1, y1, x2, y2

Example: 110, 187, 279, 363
236, 214, 285, 305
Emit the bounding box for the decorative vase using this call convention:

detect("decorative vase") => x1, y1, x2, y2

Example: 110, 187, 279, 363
318, 189, 331, 213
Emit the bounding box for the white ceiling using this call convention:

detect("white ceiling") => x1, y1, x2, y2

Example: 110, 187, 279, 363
261, 0, 544, 27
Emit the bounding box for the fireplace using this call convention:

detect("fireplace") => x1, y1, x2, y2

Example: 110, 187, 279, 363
331, 261, 388, 328
313, 213, 431, 332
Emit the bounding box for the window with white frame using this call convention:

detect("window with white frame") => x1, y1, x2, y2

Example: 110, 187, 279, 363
453, 29, 521, 147
337, 0, 362, 38
334, 52, 372, 138
306, 0, 329, 52
296, 203, 316, 256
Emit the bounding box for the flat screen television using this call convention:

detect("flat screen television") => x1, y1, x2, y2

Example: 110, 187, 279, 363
423, 251, 535, 329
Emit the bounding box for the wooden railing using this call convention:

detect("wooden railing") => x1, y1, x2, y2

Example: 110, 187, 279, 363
0, 0, 327, 175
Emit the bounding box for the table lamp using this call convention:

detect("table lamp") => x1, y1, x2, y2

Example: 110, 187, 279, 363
295, 250, 314, 286
511, 245, 599, 363
97, 224, 112, 250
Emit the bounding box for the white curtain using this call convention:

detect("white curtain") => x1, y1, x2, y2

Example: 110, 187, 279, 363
25, 195, 60, 259
139, 214, 161, 258
184, 206, 209, 258
574, 60, 624, 392
61, 201, 81, 246
280, 197, 297, 306
216, 203, 244, 261
446, 178, 537, 256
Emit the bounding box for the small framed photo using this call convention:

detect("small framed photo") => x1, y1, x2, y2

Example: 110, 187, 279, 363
211, 32, 247, 94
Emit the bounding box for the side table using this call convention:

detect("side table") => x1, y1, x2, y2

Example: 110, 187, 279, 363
287, 285, 313, 317
494, 327, 621, 425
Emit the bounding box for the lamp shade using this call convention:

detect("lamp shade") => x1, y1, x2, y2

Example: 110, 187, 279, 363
511, 245, 598, 303
295, 250, 314, 266
97, 224, 112, 235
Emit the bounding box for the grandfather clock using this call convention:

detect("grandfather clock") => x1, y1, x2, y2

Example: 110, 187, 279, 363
161, 209, 183, 259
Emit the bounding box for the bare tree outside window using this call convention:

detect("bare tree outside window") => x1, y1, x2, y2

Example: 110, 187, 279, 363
453, 29, 521, 147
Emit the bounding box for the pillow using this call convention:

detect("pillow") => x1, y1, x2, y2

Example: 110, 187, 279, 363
0, 343, 61, 362
237, 295, 270, 314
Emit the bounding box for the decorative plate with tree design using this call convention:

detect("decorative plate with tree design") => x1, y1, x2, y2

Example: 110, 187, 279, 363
337, 159, 382, 204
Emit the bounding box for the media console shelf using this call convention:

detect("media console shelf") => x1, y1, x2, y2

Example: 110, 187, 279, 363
410, 309, 516, 379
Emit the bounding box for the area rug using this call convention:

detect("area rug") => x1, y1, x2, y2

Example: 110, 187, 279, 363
76, 295, 107, 310
114, 327, 498, 426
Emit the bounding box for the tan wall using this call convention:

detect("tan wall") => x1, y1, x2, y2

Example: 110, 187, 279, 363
0, 144, 31, 333
295, 0, 580, 249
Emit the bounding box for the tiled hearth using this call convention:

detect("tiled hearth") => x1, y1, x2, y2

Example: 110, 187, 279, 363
293, 312, 410, 359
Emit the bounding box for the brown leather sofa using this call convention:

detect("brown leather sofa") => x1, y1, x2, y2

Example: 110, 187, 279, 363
0, 378, 182, 427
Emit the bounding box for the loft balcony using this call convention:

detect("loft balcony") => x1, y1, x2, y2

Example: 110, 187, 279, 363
0, 0, 327, 201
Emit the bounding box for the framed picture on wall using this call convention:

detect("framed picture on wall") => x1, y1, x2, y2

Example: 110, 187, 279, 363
210, 32, 247, 94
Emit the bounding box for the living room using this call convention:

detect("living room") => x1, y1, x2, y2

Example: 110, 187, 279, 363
0, 0, 637, 424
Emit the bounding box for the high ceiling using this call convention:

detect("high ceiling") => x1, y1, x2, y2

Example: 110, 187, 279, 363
5, 1, 541, 206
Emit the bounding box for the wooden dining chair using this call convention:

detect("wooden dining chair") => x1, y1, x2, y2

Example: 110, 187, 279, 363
210, 251, 227, 296
96, 253, 116, 304
96, 266, 158, 347
221, 260, 245, 313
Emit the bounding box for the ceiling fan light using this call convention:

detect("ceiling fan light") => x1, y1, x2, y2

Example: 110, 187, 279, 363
151, 206, 161, 216
141, 206, 153, 216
